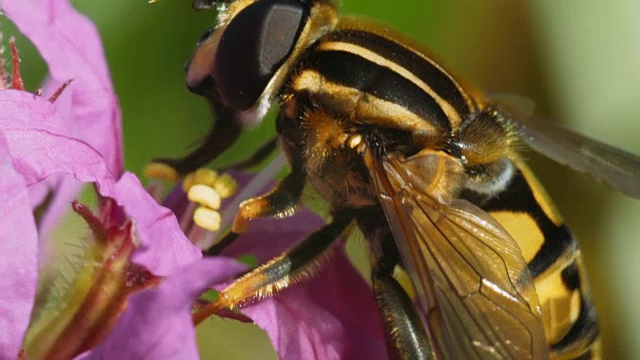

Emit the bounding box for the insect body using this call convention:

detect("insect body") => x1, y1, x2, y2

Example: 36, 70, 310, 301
160, 0, 640, 358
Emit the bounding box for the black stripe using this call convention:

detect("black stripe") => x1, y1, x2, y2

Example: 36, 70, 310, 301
574, 350, 594, 360
460, 167, 575, 278
325, 30, 471, 119
554, 261, 599, 356
561, 259, 582, 291
306, 49, 450, 131
527, 223, 575, 278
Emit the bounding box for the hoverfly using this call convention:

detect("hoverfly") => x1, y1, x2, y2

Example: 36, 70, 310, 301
156, 0, 640, 358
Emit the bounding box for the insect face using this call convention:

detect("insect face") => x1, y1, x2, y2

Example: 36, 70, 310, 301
185, 0, 337, 125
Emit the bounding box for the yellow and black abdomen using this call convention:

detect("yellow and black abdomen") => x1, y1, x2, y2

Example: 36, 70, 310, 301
461, 158, 600, 359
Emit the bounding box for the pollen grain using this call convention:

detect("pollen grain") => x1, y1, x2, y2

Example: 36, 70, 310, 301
193, 206, 222, 232
213, 173, 238, 199
144, 163, 180, 182
188, 184, 221, 210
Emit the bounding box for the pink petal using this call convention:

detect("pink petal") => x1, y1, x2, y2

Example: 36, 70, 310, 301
1, 0, 123, 175
31, 175, 84, 246
0, 91, 201, 275
244, 249, 387, 360
80, 258, 245, 360
221, 207, 386, 358
0, 91, 115, 188
222, 209, 325, 263
114, 173, 202, 276
0, 135, 39, 359
3, 0, 123, 233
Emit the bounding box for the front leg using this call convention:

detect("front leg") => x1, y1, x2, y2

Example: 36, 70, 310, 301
151, 102, 244, 178
232, 148, 306, 233
194, 211, 354, 324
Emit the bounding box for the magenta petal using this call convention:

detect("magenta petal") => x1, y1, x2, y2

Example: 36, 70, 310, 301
1, 0, 123, 176
3, 0, 123, 233
222, 209, 326, 263
244, 249, 387, 360
113, 173, 202, 276
220, 188, 386, 358
0, 91, 115, 188
0, 91, 200, 275
0, 136, 39, 359
34, 176, 84, 242
80, 258, 245, 360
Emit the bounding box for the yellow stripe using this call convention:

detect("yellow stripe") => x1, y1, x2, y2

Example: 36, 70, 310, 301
535, 269, 581, 344
335, 16, 480, 115
512, 155, 564, 226
292, 70, 440, 135
316, 41, 463, 128
489, 211, 545, 264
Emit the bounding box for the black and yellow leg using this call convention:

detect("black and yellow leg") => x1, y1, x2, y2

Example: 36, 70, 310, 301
194, 213, 353, 324
203, 231, 240, 256
232, 154, 306, 233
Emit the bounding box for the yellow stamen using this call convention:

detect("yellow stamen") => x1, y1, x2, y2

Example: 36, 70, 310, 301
183, 168, 218, 193
213, 173, 238, 199
393, 265, 416, 300
194, 168, 218, 187
188, 184, 221, 210
143, 163, 180, 182
193, 206, 222, 232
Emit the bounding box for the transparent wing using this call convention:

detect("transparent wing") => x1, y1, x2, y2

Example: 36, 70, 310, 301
493, 94, 640, 199
368, 151, 549, 359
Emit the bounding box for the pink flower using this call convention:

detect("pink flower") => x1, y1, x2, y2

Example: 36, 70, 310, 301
0, 0, 207, 358
0, 0, 387, 358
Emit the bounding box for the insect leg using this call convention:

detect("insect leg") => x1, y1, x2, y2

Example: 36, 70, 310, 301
372, 251, 435, 359
193, 212, 353, 324
361, 212, 435, 360
154, 104, 243, 177
232, 151, 306, 233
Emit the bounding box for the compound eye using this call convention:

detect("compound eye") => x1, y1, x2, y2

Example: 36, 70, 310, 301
214, 0, 308, 110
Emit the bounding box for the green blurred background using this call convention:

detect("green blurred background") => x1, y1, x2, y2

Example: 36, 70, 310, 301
4, 0, 640, 358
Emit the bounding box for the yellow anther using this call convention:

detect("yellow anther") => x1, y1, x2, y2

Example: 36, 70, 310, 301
193, 206, 222, 232
183, 168, 218, 193
213, 173, 238, 199
143, 163, 180, 182
188, 184, 221, 210
393, 265, 416, 300
193, 168, 218, 187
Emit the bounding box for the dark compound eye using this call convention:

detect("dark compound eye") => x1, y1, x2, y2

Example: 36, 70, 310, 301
213, 0, 309, 110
